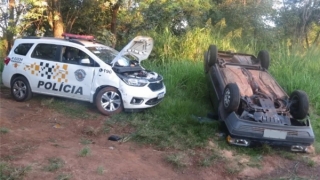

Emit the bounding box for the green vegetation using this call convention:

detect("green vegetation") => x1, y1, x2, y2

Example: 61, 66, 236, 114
96, 166, 104, 175
79, 146, 91, 157
55, 173, 72, 180
199, 151, 223, 167
80, 138, 93, 145
0, 127, 9, 134
39, 96, 96, 119
108, 61, 220, 150
43, 157, 65, 172
165, 153, 189, 168
0, 161, 31, 180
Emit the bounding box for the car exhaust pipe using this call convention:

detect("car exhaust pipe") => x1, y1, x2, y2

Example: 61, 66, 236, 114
291, 145, 305, 152
227, 135, 250, 147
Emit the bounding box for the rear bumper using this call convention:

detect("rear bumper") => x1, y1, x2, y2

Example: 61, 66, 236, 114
224, 112, 315, 147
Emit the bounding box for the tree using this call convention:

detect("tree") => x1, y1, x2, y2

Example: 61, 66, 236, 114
276, 0, 320, 47
0, 0, 27, 53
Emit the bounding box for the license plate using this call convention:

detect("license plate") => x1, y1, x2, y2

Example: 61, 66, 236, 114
157, 92, 165, 99
263, 129, 287, 139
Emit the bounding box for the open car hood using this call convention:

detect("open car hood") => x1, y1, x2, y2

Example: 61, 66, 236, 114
111, 36, 154, 64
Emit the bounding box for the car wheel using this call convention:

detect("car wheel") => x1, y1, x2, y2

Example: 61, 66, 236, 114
95, 87, 123, 116
257, 50, 270, 70
11, 76, 32, 102
204, 51, 209, 73
207, 45, 218, 67
223, 83, 240, 113
289, 90, 309, 119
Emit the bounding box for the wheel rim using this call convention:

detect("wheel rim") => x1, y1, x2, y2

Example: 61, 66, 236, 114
13, 80, 27, 99
100, 91, 121, 112
207, 51, 210, 64
224, 88, 231, 108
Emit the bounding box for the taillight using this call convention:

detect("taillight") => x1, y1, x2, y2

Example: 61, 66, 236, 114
4, 57, 10, 65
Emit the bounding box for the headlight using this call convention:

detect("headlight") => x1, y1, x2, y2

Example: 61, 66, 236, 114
121, 78, 148, 87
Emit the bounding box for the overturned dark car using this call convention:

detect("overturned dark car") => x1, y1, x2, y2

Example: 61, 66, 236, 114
204, 45, 315, 152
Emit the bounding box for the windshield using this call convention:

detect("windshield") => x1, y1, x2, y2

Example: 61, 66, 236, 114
86, 46, 131, 66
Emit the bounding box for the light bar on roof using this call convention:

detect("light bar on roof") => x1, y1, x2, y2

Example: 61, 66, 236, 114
62, 33, 95, 41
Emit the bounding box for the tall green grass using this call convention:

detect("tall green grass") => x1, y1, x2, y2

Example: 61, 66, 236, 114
269, 45, 320, 112
114, 61, 221, 149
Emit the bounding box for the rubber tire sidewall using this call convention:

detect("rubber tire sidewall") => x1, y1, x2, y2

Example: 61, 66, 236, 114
257, 50, 270, 70
95, 87, 123, 116
289, 90, 309, 119
11, 76, 32, 102
208, 45, 218, 67
223, 83, 240, 113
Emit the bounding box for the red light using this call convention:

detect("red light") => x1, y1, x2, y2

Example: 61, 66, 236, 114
4, 57, 10, 65
62, 33, 95, 41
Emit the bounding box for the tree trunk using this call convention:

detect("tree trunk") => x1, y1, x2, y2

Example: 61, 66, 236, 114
110, 2, 121, 35
305, 32, 309, 48
50, 0, 64, 38
313, 30, 320, 45
6, 0, 15, 54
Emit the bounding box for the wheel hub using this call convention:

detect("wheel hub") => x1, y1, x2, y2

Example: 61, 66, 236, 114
13, 80, 26, 98
224, 89, 231, 107
100, 91, 121, 112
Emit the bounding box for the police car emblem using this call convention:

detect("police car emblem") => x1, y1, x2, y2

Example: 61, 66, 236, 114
74, 69, 86, 81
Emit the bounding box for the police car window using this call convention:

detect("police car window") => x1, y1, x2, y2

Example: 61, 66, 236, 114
61, 46, 80, 64
31, 44, 58, 61
61, 46, 97, 66
86, 46, 117, 64
14, 43, 33, 56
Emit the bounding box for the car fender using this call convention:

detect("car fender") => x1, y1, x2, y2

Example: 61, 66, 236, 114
90, 66, 120, 103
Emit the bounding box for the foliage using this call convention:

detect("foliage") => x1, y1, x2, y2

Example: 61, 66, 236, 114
43, 157, 64, 172
0, 127, 10, 134
79, 146, 91, 157
0, 161, 31, 180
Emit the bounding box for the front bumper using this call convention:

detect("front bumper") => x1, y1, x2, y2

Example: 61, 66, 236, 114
223, 112, 315, 148
119, 81, 166, 109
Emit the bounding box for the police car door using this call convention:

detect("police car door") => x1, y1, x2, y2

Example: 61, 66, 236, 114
51, 45, 95, 100
27, 44, 94, 101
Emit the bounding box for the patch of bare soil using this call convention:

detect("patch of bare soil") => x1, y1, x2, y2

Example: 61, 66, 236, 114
1, 86, 319, 180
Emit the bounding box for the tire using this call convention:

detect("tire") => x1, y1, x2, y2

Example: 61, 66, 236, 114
257, 50, 270, 70
11, 76, 32, 102
204, 51, 209, 73
95, 87, 123, 116
289, 90, 309, 119
223, 83, 240, 113
207, 45, 218, 67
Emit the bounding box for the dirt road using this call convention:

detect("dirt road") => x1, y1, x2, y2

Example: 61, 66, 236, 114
0, 86, 319, 180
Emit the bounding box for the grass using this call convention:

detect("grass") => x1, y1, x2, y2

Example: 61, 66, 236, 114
0, 161, 31, 180
43, 157, 65, 172
165, 152, 189, 168
80, 138, 93, 145
96, 166, 104, 175
107, 61, 221, 150
199, 150, 223, 167
302, 156, 316, 167
79, 146, 91, 157
37, 96, 97, 119
55, 173, 72, 180
0, 127, 9, 134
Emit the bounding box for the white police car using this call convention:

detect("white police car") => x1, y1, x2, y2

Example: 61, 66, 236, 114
2, 33, 166, 115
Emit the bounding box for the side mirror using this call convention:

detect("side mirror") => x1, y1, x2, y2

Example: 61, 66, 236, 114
80, 58, 90, 65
